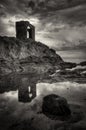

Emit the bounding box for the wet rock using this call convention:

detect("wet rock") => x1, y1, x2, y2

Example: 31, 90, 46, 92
60, 62, 77, 69
42, 94, 71, 119
79, 61, 86, 66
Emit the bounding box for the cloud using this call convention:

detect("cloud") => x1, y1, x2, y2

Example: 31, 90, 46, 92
0, 0, 86, 55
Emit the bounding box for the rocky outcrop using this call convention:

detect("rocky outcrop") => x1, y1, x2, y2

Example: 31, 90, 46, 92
79, 61, 86, 66
60, 62, 77, 69
0, 36, 64, 75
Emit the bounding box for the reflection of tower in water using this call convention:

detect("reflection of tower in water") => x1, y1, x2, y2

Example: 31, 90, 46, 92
18, 77, 36, 102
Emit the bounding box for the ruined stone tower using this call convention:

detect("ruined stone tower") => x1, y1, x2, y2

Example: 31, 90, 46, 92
16, 21, 35, 40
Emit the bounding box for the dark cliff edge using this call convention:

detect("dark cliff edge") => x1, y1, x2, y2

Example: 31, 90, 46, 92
0, 36, 64, 75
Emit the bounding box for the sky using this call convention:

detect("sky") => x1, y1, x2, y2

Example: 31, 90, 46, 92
0, 0, 86, 62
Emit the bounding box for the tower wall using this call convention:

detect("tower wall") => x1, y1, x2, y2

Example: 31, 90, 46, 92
16, 21, 35, 40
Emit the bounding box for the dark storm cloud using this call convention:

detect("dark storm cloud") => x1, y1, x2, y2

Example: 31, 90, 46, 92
0, 0, 86, 19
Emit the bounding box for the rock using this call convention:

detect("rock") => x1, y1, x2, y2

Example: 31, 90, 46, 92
0, 36, 64, 75
60, 62, 77, 69
42, 94, 71, 118
79, 61, 86, 66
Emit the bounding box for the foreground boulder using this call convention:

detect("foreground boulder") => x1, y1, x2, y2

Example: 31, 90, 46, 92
42, 94, 71, 119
